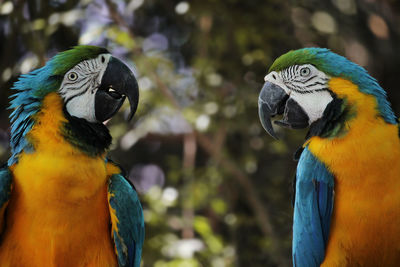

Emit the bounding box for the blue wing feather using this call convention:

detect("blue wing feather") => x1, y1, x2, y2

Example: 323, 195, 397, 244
293, 147, 334, 267
0, 166, 13, 234
108, 173, 145, 267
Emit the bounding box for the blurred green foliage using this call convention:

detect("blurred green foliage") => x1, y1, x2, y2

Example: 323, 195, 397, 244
1, 0, 400, 266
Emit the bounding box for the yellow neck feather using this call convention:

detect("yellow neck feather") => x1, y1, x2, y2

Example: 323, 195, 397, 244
10, 92, 109, 203
306, 77, 400, 183
26, 92, 73, 154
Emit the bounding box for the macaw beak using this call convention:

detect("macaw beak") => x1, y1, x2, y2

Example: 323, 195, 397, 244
95, 57, 139, 122
258, 82, 309, 139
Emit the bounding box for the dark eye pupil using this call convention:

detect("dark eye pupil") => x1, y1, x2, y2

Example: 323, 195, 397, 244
301, 68, 309, 75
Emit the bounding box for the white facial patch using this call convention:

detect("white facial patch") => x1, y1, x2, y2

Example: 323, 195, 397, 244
289, 90, 333, 123
59, 54, 111, 123
264, 64, 333, 124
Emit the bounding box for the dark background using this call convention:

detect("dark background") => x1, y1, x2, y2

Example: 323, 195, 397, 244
0, 0, 399, 266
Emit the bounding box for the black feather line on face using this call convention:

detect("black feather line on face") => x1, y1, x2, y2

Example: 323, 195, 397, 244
303, 75, 317, 83
64, 88, 90, 107
61, 106, 111, 156
306, 81, 325, 88
286, 84, 314, 94
314, 88, 329, 92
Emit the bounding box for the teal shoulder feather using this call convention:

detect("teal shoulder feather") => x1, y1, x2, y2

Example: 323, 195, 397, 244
108, 173, 145, 267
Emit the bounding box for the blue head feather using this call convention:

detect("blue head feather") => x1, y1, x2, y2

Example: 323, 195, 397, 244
8, 63, 60, 165
270, 48, 397, 124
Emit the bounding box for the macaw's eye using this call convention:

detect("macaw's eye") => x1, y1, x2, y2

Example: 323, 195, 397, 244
68, 72, 78, 81
300, 67, 311, 77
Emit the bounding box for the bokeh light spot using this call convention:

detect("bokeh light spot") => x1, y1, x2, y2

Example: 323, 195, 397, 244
245, 160, 257, 174
345, 40, 369, 66
196, 114, 210, 131
332, 0, 357, 15
207, 73, 223, 87
127, 0, 144, 12
2, 68, 12, 82
48, 13, 60, 25
311, 11, 337, 34
143, 33, 169, 52
138, 76, 153, 91
0, 2, 13, 15
223, 105, 237, 118
368, 14, 389, 39
20, 56, 38, 74
162, 187, 179, 204
175, 2, 190, 15
204, 102, 219, 115
291, 7, 310, 28
130, 164, 165, 193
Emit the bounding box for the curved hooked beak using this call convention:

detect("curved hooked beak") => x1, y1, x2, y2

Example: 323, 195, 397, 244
258, 82, 309, 139
95, 57, 139, 122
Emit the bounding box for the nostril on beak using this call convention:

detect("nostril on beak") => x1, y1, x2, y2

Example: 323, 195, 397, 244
272, 74, 276, 80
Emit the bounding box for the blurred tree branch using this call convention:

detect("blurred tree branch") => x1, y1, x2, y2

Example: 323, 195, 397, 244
104, 1, 289, 265
104, 0, 135, 37
182, 132, 197, 239
196, 133, 288, 266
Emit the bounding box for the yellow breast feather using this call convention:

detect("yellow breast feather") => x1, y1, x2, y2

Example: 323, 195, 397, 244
0, 93, 118, 267
307, 78, 400, 266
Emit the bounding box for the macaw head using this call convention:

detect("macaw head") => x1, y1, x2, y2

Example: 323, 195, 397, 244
9, 46, 139, 164
258, 48, 397, 139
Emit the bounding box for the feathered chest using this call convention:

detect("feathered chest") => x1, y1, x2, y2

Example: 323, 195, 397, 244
306, 113, 400, 266
10, 93, 110, 203
1, 93, 118, 267
12, 150, 108, 204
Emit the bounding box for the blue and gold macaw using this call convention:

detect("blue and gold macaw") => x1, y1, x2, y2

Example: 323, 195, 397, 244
258, 48, 400, 266
0, 46, 144, 266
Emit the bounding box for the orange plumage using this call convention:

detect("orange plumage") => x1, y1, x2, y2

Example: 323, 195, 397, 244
0, 93, 119, 266
307, 78, 400, 266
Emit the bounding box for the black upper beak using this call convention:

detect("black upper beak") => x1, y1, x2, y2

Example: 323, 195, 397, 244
95, 56, 139, 122
258, 82, 309, 139
258, 82, 288, 139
